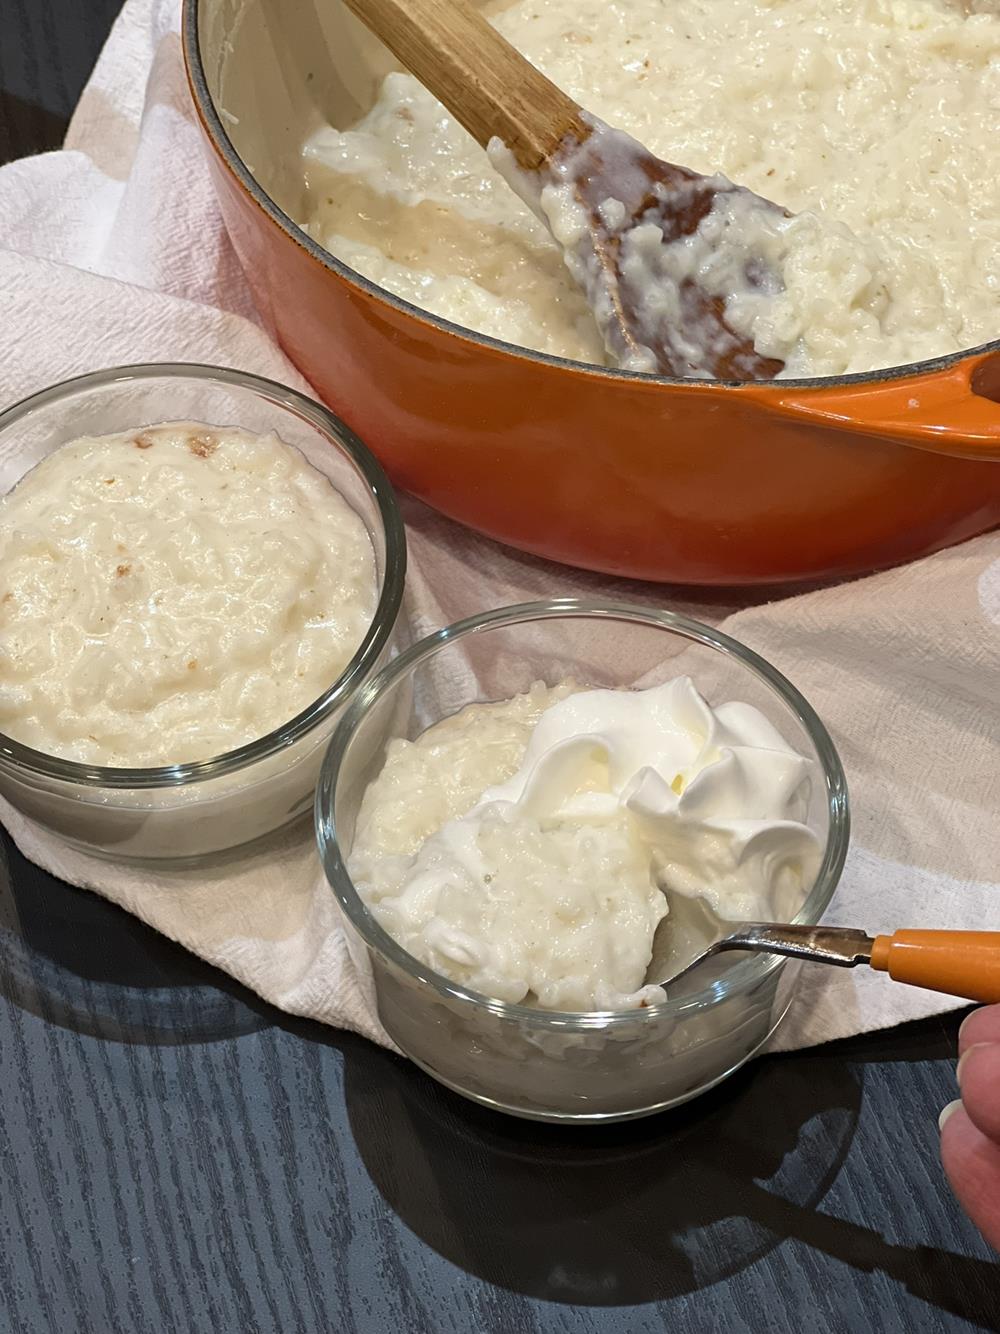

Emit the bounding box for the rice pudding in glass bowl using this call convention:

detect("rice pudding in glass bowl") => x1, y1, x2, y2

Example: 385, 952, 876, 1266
317, 600, 849, 1123
0, 364, 404, 864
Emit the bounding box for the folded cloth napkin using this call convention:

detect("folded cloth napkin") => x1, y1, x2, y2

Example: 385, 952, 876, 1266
0, 0, 996, 1053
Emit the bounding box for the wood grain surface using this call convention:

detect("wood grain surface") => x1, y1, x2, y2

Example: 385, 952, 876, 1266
1, 5, 998, 1331
0, 0, 122, 163
1, 834, 998, 1333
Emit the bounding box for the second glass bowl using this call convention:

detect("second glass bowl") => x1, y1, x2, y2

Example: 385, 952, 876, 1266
317, 599, 849, 1123
0, 364, 405, 863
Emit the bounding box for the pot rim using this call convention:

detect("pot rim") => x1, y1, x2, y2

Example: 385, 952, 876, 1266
182, 0, 1000, 394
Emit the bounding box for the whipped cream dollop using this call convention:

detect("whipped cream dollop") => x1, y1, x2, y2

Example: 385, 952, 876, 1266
351, 678, 822, 1012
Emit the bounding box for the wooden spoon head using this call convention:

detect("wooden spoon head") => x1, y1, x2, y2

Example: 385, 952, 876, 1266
573, 142, 788, 381
497, 118, 789, 382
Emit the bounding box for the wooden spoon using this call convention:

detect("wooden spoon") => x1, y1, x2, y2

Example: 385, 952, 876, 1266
340, 0, 788, 380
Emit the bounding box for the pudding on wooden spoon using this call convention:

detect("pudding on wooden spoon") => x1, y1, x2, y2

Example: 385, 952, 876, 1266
341, 0, 789, 380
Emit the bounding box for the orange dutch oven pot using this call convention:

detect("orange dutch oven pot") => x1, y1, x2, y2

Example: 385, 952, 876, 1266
183, 0, 1000, 586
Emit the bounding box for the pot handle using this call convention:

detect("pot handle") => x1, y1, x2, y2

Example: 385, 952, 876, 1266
773, 351, 1000, 461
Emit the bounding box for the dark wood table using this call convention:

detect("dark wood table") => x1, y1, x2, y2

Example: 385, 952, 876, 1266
1, 5, 998, 1331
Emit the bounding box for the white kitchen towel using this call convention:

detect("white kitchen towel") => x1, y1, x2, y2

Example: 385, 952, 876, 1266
0, 0, 996, 1052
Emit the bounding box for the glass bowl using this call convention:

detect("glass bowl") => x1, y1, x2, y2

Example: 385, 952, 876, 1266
317, 600, 849, 1123
0, 364, 405, 864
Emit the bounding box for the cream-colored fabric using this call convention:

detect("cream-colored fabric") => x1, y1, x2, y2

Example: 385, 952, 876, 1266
0, 0, 995, 1052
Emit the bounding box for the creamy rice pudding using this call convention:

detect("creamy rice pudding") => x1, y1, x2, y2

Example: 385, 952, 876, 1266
304, 0, 1000, 377
0, 422, 376, 766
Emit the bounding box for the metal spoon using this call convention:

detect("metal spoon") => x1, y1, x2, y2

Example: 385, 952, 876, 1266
656, 910, 1000, 1004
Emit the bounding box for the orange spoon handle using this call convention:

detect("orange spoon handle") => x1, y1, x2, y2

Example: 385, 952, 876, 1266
870, 931, 1000, 1003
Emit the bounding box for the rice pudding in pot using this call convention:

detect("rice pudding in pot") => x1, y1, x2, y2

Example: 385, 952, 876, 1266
304, 0, 1000, 378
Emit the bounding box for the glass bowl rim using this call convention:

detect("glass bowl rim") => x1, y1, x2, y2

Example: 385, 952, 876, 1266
0, 361, 406, 789
316, 597, 851, 1027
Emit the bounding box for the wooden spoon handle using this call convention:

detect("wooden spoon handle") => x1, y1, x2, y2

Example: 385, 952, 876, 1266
341, 0, 586, 168
870, 930, 1000, 1004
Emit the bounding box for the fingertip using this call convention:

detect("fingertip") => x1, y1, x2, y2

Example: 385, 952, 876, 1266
956, 1044, 988, 1085
940, 1107, 1000, 1252
958, 1005, 1000, 1054
956, 1043, 1000, 1144
939, 1098, 963, 1133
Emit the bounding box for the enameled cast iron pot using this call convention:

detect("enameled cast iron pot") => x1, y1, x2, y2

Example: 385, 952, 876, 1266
183, 0, 1000, 586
